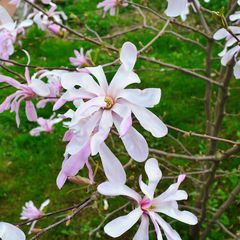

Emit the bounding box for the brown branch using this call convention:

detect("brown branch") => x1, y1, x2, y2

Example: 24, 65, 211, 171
30, 195, 96, 240
200, 183, 240, 239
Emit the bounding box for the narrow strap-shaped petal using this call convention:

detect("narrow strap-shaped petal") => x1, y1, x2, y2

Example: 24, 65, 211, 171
86, 66, 108, 92
133, 214, 149, 240
120, 42, 138, 71
99, 142, 126, 184
154, 214, 182, 240
25, 101, 37, 122
104, 207, 142, 238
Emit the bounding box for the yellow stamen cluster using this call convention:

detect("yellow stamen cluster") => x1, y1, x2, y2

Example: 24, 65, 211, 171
104, 96, 114, 109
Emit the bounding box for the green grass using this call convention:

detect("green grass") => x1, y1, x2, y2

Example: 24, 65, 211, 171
0, 1, 239, 239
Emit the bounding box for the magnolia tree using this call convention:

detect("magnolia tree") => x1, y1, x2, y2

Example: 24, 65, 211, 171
0, 0, 239, 239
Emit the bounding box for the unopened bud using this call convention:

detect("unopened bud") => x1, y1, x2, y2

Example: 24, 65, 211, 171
68, 176, 92, 185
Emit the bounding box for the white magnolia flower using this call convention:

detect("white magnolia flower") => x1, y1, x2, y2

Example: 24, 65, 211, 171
98, 158, 198, 239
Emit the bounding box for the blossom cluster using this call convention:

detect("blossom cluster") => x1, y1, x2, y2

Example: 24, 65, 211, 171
0, 1, 203, 239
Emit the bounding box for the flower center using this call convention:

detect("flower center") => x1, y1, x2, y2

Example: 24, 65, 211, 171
104, 96, 114, 109
140, 198, 153, 212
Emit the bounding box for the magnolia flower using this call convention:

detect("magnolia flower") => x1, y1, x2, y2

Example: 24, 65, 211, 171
30, 116, 62, 136
97, 0, 128, 17
214, 27, 240, 79
54, 42, 167, 188
28, 5, 67, 34
33, 70, 65, 109
56, 109, 126, 189
98, 158, 198, 239
0, 65, 50, 126
20, 199, 50, 234
69, 48, 92, 68
0, 222, 25, 240
0, 6, 32, 60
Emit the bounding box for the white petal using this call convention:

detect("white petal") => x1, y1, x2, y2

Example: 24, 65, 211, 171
99, 143, 126, 184
0, 6, 14, 25
39, 199, 50, 211
0, 222, 26, 240
213, 28, 229, 40
221, 45, 240, 66
61, 72, 104, 95
234, 60, 240, 79
97, 181, 141, 201
165, 0, 188, 17
86, 66, 108, 92
133, 215, 149, 240
154, 214, 182, 240
139, 158, 162, 199
29, 79, 50, 97
104, 208, 142, 238
118, 88, 161, 108
130, 104, 168, 138
108, 65, 141, 97
120, 42, 138, 71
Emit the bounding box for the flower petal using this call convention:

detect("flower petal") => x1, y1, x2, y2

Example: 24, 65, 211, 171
97, 181, 141, 201
0, 222, 26, 240
86, 66, 108, 92
29, 79, 50, 97
120, 42, 138, 71
99, 143, 126, 184
104, 208, 142, 238
139, 158, 162, 199
133, 215, 149, 240
25, 101, 37, 122
61, 72, 103, 95
154, 214, 182, 240
165, 0, 188, 17
130, 104, 168, 138
118, 88, 161, 108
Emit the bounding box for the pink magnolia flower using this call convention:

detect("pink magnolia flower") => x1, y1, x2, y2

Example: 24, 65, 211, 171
32, 70, 65, 109
30, 116, 62, 136
20, 199, 50, 234
0, 6, 32, 60
28, 5, 67, 34
0, 66, 50, 126
69, 48, 92, 68
0, 222, 26, 240
56, 108, 127, 189
98, 158, 198, 239
97, 0, 128, 17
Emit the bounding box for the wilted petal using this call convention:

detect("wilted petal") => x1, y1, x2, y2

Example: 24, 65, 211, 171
104, 208, 142, 238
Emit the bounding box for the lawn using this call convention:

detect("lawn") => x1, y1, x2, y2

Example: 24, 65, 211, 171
0, 0, 239, 239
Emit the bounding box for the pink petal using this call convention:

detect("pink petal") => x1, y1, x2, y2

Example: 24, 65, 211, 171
25, 101, 37, 122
